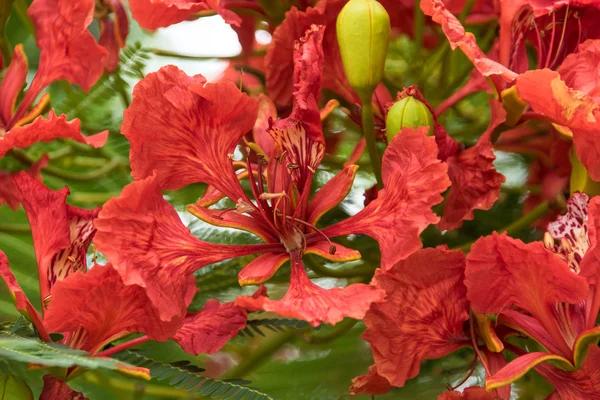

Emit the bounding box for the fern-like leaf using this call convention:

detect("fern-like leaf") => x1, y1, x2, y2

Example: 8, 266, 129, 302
115, 350, 275, 400
238, 317, 310, 338
0, 333, 137, 372
119, 41, 152, 79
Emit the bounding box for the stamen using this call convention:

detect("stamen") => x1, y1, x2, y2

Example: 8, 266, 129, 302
213, 207, 238, 219
469, 311, 491, 376
259, 191, 287, 200
544, 11, 557, 68
549, 5, 570, 69
285, 216, 337, 254
530, 18, 545, 69
543, 232, 555, 249
449, 355, 478, 390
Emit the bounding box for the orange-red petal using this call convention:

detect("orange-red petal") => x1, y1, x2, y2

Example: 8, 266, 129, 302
40, 375, 87, 400
307, 165, 358, 225
349, 365, 393, 396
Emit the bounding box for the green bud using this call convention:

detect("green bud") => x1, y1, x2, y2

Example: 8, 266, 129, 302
336, 0, 390, 102
385, 96, 435, 141
0, 375, 34, 400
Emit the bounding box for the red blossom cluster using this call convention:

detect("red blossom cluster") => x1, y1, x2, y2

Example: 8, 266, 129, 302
1, 0, 600, 398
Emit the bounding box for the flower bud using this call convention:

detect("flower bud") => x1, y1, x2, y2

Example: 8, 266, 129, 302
385, 96, 434, 141
336, 0, 390, 102
0, 375, 33, 400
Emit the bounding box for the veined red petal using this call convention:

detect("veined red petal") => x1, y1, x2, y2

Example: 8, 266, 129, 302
439, 100, 506, 230
362, 247, 470, 387
486, 352, 574, 391
420, 0, 518, 84
44, 264, 183, 352
324, 127, 450, 270
123, 65, 257, 202
253, 94, 277, 158
349, 365, 393, 396
0, 155, 48, 210
172, 299, 247, 355
438, 386, 503, 400
307, 165, 358, 225
238, 252, 290, 286
93, 173, 267, 321
0, 111, 108, 158
0, 45, 28, 125
235, 258, 384, 326
40, 375, 87, 400
466, 232, 589, 356
558, 40, 600, 103
129, 0, 210, 30
14, 173, 99, 305
269, 25, 327, 193
98, 19, 120, 73
515, 69, 600, 180
28, 0, 107, 91
0, 251, 48, 341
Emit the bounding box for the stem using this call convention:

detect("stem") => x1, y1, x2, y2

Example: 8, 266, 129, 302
221, 330, 299, 379
360, 99, 383, 189
0, 0, 13, 64
94, 335, 150, 358
413, 0, 424, 53
458, 0, 477, 24
457, 201, 551, 252
82, 372, 190, 398
69, 191, 121, 204
0, 223, 30, 233
304, 318, 359, 344
152, 48, 242, 60
13, 0, 34, 35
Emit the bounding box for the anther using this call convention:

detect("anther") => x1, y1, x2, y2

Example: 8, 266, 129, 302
543, 232, 555, 249
288, 163, 299, 169
236, 199, 255, 214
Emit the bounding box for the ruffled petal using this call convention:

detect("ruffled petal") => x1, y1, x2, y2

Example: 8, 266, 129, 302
421, 0, 518, 84
123, 65, 257, 201
129, 0, 241, 30
238, 252, 290, 286
515, 69, 600, 180
44, 264, 182, 352
28, 0, 107, 91
349, 365, 393, 396
439, 99, 506, 230
558, 40, 600, 103
307, 165, 358, 225
0, 111, 108, 158
40, 375, 87, 400
235, 258, 384, 326
0, 155, 48, 210
94, 173, 267, 321
324, 127, 450, 270
269, 25, 326, 193
172, 299, 247, 355
362, 247, 470, 387
0, 45, 28, 125
466, 232, 589, 356
0, 250, 48, 341
14, 173, 99, 305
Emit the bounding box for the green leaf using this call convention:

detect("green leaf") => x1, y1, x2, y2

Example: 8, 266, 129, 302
0, 333, 137, 372
238, 316, 310, 338
115, 350, 276, 400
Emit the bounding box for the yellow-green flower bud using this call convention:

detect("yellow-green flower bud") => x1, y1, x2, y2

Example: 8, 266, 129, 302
336, 0, 390, 102
0, 375, 33, 400
385, 96, 434, 141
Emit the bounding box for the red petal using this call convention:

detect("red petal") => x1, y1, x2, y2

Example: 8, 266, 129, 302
238, 252, 290, 286
269, 25, 326, 192
439, 100, 506, 230
305, 240, 361, 262
362, 247, 470, 387
0, 111, 108, 158
515, 69, 600, 180
0, 250, 48, 340
172, 299, 247, 355
0, 155, 47, 210
14, 173, 99, 304
98, 19, 120, 73
93, 173, 267, 321
235, 258, 384, 326
29, 0, 107, 91
324, 127, 450, 270
123, 65, 257, 202
466, 232, 589, 356
40, 375, 87, 400
486, 352, 573, 391
0, 45, 28, 125
438, 386, 503, 400
45, 264, 182, 352
558, 40, 600, 103
129, 0, 240, 30
349, 365, 393, 396
307, 165, 358, 225
421, 0, 517, 84
253, 94, 277, 158
581, 197, 600, 326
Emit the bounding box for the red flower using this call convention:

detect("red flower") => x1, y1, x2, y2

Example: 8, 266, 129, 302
40, 375, 87, 400
466, 193, 600, 391
0, 155, 48, 210
129, 0, 243, 30
96, 0, 130, 72
0, 45, 108, 158
98, 25, 450, 326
